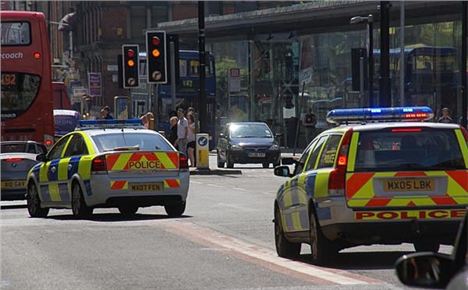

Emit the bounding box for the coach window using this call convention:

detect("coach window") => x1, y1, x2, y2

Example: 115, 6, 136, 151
64, 134, 89, 157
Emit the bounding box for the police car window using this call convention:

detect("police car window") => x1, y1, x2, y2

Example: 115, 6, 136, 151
354, 128, 465, 172
64, 134, 88, 157
304, 136, 328, 171
48, 136, 71, 160
92, 132, 173, 152
317, 135, 342, 169
293, 140, 316, 175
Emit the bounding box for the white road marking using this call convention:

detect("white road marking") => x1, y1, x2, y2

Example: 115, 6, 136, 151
162, 221, 382, 285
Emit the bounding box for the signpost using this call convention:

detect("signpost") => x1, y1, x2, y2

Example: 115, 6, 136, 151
87, 72, 102, 97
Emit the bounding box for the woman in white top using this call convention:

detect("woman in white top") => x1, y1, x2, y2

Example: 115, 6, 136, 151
187, 112, 196, 167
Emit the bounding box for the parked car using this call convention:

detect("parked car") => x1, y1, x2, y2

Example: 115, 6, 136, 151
216, 122, 281, 168
395, 211, 467, 289
1, 141, 47, 200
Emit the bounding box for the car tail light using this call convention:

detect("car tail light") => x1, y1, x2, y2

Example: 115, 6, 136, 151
44, 134, 54, 147
329, 129, 353, 196
179, 154, 189, 170
5, 158, 23, 163
91, 155, 107, 172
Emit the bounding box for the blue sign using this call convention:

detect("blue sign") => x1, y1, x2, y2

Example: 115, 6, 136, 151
198, 136, 208, 147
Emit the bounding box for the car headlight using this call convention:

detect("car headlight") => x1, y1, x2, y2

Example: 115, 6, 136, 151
230, 144, 243, 150
269, 144, 280, 150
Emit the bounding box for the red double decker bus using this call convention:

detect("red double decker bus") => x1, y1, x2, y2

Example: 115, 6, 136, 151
1, 11, 54, 147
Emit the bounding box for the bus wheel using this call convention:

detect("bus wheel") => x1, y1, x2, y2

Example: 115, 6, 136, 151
27, 183, 49, 218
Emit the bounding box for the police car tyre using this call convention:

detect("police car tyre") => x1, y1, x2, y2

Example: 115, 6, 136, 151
118, 205, 138, 216
226, 154, 234, 168
413, 241, 440, 253
309, 207, 336, 264
27, 183, 49, 218
165, 201, 186, 217
71, 184, 93, 218
262, 163, 269, 169
274, 205, 300, 258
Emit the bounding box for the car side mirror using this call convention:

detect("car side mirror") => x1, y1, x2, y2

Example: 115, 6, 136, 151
274, 166, 291, 177
281, 157, 297, 165
395, 252, 454, 289
36, 153, 47, 162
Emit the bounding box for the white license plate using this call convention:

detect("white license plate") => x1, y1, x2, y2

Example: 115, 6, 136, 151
248, 152, 266, 158
129, 182, 163, 192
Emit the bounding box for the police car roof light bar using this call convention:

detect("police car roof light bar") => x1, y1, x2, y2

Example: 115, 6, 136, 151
78, 119, 144, 129
326, 106, 434, 124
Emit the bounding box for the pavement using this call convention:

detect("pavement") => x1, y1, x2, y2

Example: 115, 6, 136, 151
189, 149, 302, 175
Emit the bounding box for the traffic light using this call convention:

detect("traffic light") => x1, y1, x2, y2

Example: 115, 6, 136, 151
146, 31, 167, 84
122, 44, 139, 88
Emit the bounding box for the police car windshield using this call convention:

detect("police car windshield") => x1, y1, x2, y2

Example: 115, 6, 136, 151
230, 124, 272, 138
92, 133, 173, 152
354, 128, 465, 172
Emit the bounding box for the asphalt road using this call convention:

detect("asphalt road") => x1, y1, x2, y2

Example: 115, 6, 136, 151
1, 155, 454, 290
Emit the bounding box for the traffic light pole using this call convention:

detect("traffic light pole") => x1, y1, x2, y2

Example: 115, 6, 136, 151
198, 1, 207, 133
170, 41, 177, 111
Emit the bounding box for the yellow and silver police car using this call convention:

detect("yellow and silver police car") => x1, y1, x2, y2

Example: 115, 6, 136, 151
26, 119, 189, 218
273, 107, 468, 264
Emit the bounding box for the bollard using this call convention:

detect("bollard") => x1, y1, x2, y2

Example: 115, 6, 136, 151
196, 133, 209, 169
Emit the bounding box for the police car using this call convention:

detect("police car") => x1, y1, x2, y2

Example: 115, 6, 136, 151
26, 119, 189, 218
273, 107, 467, 264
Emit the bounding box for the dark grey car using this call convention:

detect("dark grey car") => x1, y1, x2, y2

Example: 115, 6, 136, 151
216, 122, 281, 168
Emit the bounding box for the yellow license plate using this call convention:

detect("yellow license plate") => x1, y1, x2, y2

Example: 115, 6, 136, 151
1, 180, 26, 189
129, 182, 163, 192
383, 178, 434, 192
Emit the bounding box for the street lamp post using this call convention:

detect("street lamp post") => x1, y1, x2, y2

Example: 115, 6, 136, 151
350, 14, 374, 107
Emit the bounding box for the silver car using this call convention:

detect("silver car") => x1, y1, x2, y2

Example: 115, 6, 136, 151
26, 121, 189, 218
1, 141, 47, 200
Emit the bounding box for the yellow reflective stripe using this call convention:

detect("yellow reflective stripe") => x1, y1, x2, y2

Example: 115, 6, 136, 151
387, 197, 435, 207
81, 133, 96, 155
58, 158, 70, 180
314, 170, 330, 198
48, 183, 61, 201
39, 163, 49, 182
455, 129, 468, 167
291, 211, 302, 231
113, 154, 132, 170
78, 156, 93, 179
347, 132, 359, 172
282, 181, 292, 207
155, 152, 176, 169
348, 199, 370, 207
447, 175, 468, 197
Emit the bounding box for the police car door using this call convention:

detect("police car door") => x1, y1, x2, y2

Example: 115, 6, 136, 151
61, 133, 89, 206
38, 135, 72, 207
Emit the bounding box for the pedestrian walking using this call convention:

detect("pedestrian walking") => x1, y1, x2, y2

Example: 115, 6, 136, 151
187, 112, 197, 167
100, 106, 113, 119
438, 108, 453, 123
168, 116, 178, 147
176, 108, 188, 155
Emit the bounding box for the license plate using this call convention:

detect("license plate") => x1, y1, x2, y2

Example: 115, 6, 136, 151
129, 182, 163, 192
383, 178, 434, 192
248, 152, 266, 158
1, 180, 26, 189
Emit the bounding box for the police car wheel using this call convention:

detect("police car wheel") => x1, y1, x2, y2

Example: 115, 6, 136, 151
413, 241, 440, 253
262, 163, 269, 169
274, 205, 300, 258
165, 201, 186, 218
118, 205, 138, 216
309, 208, 335, 264
27, 183, 49, 218
71, 184, 93, 218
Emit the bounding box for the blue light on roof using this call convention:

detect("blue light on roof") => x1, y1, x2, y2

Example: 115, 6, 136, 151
78, 118, 144, 129
326, 106, 434, 124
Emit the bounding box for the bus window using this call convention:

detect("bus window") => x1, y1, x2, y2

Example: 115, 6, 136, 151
1, 73, 40, 118
1, 21, 30, 45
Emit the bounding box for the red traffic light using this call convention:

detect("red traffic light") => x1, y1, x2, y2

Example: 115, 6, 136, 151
151, 36, 160, 46
127, 49, 135, 58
